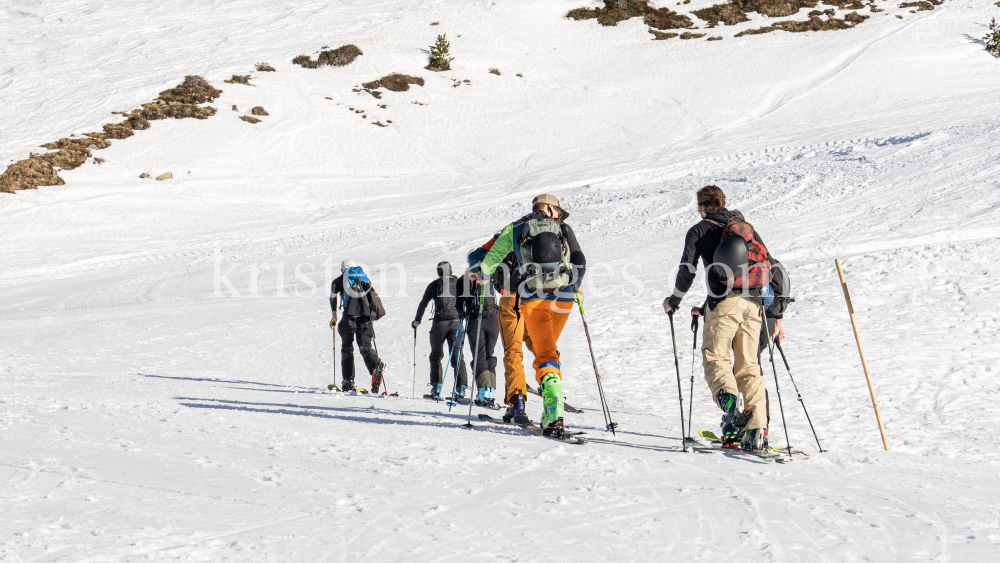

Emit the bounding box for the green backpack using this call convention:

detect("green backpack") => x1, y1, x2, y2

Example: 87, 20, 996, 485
518, 217, 572, 294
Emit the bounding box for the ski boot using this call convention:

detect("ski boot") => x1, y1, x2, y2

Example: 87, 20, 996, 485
503, 392, 529, 424
430, 383, 443, 400
474, 386, 487, 406
452, 384, 467, 402
540, 373, 564, 438
340, 378, 356, 392
740, 427, 768, 451
371, 360, 385, 394
483, 387, 496, 409
718, 390, 752, 447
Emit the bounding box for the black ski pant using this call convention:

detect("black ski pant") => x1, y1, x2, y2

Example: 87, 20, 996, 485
338, 316, 379, 382
756, 316, 776, 426
429, 318, 468, 388
466, 313, 500, 390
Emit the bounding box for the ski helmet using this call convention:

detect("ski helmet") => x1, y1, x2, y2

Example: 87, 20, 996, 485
531, 231, 563, 269
341, 258, 355, 272
712, 236, 749, 283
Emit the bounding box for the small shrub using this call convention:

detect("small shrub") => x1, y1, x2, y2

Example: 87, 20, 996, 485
899, 1, 933, 10
650, 30, 680, 39
94, 157, 106, 165
645, 7, 693, 29
427, 34, 454, 71
255, 62, 276, 72
708, 36, 724, 40
293, 45, 363, 69
157, 75, 221, 104
821, 0, 863, 7
692, 3, 750, 26
0, 157, 64, 193
239, 115, 262, 124
430, 21, 440, 25
363, 73, 425, 92
680, 31, 706, 39
489, 68, 501, 75
986, 18, 1000, 58
224, 74, 251, 85
103, 122, 134, 140
251, 106, 269, 116
372, 121, 388, 127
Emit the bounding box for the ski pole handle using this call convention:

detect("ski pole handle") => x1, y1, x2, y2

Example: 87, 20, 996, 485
574, 291, 584, 315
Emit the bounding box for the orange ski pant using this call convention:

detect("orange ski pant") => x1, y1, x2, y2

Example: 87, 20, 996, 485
520, 299, 573, 385
498, 294, 534, 405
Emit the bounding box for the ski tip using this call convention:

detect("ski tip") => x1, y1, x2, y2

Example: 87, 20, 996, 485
698, 429, 720, 441
327, 384, 338, 391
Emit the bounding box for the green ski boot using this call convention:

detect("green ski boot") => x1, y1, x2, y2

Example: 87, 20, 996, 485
539, 373, 564, 437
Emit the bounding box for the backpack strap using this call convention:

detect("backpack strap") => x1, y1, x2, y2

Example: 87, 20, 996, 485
703, 218, 724, 228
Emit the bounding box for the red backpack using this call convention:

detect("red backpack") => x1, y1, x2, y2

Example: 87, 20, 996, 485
707, 217, 773, 289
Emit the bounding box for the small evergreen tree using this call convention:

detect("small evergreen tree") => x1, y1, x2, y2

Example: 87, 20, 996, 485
986, 18, 1000, 58
427, 34, 454, 71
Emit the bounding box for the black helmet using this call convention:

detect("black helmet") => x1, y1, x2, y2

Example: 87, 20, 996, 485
712, 236, 749, 282
531, 231, 563, 268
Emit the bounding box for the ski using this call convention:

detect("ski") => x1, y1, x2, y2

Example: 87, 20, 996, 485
423, 394, 444, 402
478, 414, 586, 444
525, 385, 583, 414
699, 430, 808, 456
696, 430, 786, 462
328, 385, 370, 395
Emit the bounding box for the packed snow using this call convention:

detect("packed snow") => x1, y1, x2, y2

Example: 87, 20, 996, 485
3, 0, 1000, 560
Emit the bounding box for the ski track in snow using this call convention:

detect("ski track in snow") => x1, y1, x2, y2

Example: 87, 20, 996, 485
3, 0, 1000, 561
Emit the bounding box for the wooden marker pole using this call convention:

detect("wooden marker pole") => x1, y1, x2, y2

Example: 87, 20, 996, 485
835, 259, 890, 452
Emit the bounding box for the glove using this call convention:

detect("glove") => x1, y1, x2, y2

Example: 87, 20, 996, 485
663, 297, 680, 316
411, 320, 421, 329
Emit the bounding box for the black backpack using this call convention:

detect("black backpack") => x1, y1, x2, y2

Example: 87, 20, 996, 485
433, 276, 460, 320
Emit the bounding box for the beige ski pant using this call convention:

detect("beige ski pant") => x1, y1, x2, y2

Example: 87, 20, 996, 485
702, 294, 767, 430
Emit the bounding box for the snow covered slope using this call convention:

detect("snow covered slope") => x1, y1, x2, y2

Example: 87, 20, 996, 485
3, 0, 1000, 560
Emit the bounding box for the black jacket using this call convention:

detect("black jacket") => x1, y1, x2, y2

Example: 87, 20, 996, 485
329, 274, 373, 318
668, 208, 772, 311
414, 276, 461, 322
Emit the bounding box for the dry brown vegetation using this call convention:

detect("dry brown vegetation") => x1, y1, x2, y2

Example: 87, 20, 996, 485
708, 36, 724, 40
899, 1, 934, 10
255, 62, 276, 72
821, 0, 865, 7
1, 75, 220, 193
489, 68, 501, 75
251, 106, 269, 116
649, 30, 680, 39
692, 3, 750, 26
293, 45, 363, 69
680, 31, 706, 39
735, 10, 868, 35
568, 0, 692, 29
224, 74, 252, 85
362, 74, 425, 93
239, 115, 262, 124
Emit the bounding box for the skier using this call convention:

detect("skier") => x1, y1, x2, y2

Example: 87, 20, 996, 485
664, 185, 774, 451
412, 261, 469, 399
457, 263, 501, 408
470, 230, 534, 423
329, 259, 386, 392
472, 194, 586, 436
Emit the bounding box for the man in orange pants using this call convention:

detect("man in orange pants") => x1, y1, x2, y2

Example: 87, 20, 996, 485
472, 194, 586, 436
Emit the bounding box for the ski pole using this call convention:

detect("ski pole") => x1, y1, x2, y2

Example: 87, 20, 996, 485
412, 327, 417, 399
667, 311, 688, 453
575, 291, 618, 435
333, 327, 337, 387
440, 316, 465, 398
686, 314, 699, 441
774, 337, 826, 452
760, 308, 792, 461
465, 286, 485, 427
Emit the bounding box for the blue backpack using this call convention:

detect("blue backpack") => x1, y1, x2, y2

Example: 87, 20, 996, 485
342, 267, 386, 320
